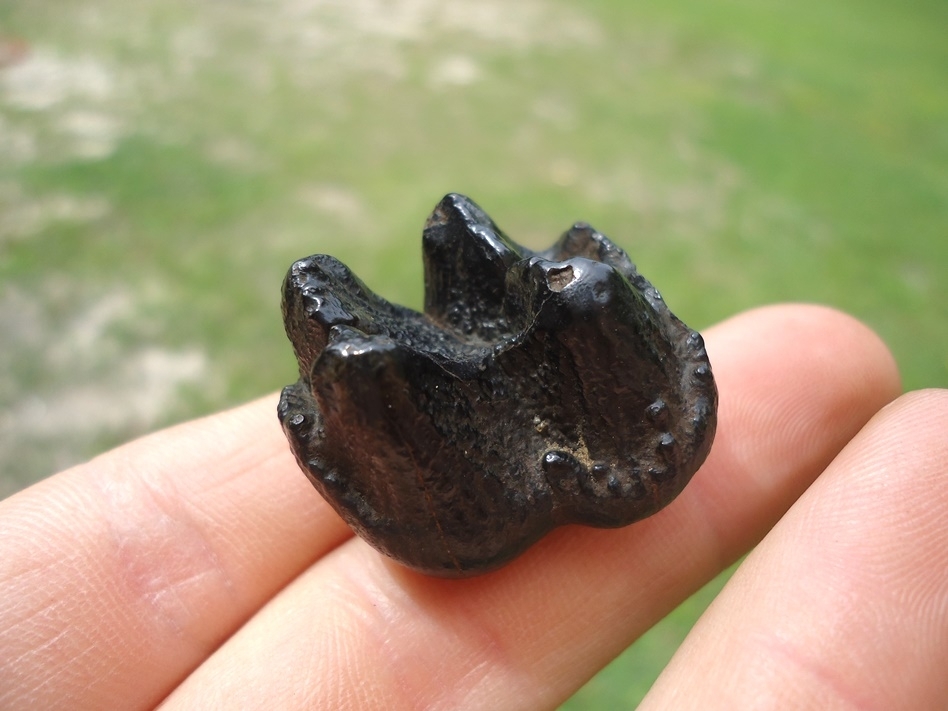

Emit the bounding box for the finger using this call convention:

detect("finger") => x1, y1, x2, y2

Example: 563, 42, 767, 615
161, 304, 901, 711
640, 389, 948, 710
0, 394, 352, 711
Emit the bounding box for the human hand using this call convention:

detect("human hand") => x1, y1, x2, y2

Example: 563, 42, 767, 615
2, 305, 944, 710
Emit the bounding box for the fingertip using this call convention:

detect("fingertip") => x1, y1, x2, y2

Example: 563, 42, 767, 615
708, 303, 902, 459
827, 386, 948, 538
643, 387, 948, 711
681, 303, 901, 565
877, 387, 948, 426
711, 303, 901, 400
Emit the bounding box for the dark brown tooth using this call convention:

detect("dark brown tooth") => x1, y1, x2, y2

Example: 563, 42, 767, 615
278, 193, 717, 577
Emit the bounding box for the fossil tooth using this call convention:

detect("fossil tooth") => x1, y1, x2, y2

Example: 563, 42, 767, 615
278, 193, 717, 577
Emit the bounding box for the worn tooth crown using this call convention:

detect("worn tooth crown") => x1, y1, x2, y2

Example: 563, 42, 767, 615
278, 193, 718, 577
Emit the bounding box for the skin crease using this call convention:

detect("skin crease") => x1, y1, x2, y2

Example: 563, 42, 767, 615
2, 303, 939, 711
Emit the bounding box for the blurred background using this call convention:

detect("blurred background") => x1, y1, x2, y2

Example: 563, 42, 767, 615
1, 0, 945, 706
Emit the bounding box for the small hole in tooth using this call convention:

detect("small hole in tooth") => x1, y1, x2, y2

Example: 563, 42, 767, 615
547, 265, 575, 292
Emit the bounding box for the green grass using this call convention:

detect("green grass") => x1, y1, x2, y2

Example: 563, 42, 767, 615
1, 0, 946, 706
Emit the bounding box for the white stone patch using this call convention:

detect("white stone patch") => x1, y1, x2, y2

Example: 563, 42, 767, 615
45, 290, 136, 369
0, 115, 37, 164
1, 49, 115, 111
0, 284, 45, 358
549, 158, 578, 187
0, 285, 209, 492
0, 186, 111, 243
170, 25, 218, 78
0, 47, 126, 162
0, 0, 600, 169
437, 0, 600, 47
205, 136, 269, 170
264, 0, 599, 71
2, 348, 207, 438
58, 109, 122, 159
296, 183, 366, 222
428, 55, 481, 87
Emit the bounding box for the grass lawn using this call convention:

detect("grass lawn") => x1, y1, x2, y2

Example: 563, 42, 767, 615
1, 0, 945, 706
